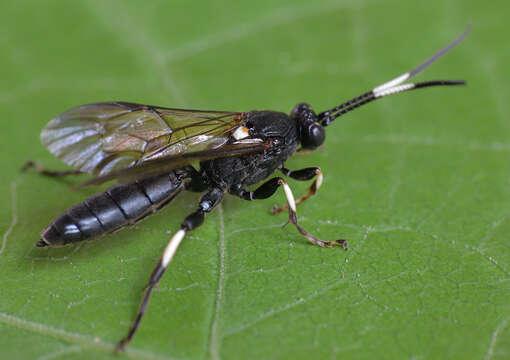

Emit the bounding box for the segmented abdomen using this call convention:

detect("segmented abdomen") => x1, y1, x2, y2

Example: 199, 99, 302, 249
39, 172, 184, 247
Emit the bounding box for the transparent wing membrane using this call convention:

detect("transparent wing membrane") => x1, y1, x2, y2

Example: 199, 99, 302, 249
41, 102, 244, 176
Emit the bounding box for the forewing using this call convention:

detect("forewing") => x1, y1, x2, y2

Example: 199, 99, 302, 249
41, 102, 242, 176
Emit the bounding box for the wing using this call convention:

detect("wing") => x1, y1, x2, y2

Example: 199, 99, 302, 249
75, 141, 269, 188
41, 102, 245, 176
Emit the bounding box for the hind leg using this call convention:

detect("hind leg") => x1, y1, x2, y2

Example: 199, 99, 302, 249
116, 187, 224, 351
22, 161, 82, 177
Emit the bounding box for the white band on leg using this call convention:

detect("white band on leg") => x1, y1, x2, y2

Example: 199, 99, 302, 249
161, 229, 186, 268
281, 182, 297, 213
315, 171, 323, 190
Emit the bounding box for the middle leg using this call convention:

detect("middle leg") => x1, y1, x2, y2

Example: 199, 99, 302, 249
272, 166, 323, 214
231, 178, 347, 249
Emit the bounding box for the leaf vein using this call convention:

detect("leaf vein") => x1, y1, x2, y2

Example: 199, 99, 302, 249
0, 181, 18, 256
208, 204, 226, 360
0, 311, 173, 360
485, 314, 510, 360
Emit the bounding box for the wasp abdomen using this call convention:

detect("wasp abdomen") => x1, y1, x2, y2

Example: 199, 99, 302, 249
39, 172, 184, 247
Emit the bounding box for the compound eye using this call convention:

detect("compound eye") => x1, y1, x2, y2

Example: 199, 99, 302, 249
291, 102, 312, 120
303, 123, 325, 149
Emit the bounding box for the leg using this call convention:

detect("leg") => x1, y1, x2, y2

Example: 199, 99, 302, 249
116, 187, 224, 351
232, 178, 347, 249
272, 167, 323, 214
22, 161, 82, 177
184, 167, 208, 193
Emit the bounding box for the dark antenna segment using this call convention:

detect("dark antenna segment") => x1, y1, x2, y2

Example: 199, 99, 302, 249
318, 25, 471, 126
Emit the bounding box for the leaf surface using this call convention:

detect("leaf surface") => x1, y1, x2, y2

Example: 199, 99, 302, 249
1, 1, 509, 359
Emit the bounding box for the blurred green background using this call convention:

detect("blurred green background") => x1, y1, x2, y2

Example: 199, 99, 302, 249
1, 1, 509, 359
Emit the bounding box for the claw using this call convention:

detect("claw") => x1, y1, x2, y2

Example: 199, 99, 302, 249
114, 340, 126, 353
331, 239, 348, 250
21, 161, 35, 172
271, 204, 287, 215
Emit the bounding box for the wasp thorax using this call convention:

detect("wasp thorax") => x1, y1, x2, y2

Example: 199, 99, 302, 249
291, 102, 325, 150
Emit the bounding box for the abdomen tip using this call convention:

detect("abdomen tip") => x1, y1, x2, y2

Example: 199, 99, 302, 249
36, 240, 48, 247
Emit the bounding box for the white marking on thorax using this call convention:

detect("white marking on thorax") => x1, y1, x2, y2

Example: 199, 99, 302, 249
161, 229, 186, 268
232, 126, 250, 140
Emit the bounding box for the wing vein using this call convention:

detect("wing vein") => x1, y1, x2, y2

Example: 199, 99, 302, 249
41, 102, 246, 178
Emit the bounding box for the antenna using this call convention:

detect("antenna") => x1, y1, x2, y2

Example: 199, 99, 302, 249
318, 25, 470, 126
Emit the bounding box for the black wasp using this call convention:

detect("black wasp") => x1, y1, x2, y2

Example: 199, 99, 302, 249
25, 28, 469, 350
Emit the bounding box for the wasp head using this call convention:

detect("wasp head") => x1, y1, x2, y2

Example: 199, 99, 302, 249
291, 102, 325, 150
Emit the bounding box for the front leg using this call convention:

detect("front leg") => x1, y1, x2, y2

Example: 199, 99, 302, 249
231, 178, 347, 249
272, 166, 323, 214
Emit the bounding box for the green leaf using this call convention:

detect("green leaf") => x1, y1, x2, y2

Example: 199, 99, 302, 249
1, 1, 509, 359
